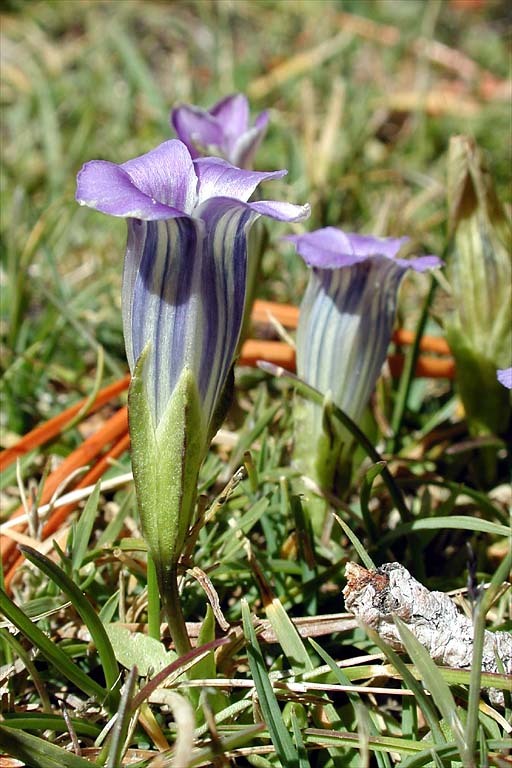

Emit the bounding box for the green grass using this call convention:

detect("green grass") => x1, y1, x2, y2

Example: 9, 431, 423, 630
1, 1, 511, 766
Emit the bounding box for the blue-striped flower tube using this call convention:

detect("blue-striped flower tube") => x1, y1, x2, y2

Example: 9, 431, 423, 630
76, 140, 309, 647
287, 227, 441, 525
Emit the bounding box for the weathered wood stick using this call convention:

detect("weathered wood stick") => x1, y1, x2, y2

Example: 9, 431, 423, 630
343, 562, 512, 707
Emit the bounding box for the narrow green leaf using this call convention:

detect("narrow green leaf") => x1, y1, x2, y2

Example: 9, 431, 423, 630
400, 739, 512, 768
258, 364, 411, 523
364, 626, 446, 744
19, 546, 120, 705
334, 514, 375, 570
0, 723, 97, 767
98, 590, 120, 623
379, 516, 509, 547
0, 627, 52, 713
71, 480, 101, 573
106, 666, 138, 768
394, 617, 466, 758
290, 706, 311, 768
265, 596, 313, 674
0, 588, 106, 702
359, 461, 386, 541
241, 600, 299, 766
1, 713, 100, 737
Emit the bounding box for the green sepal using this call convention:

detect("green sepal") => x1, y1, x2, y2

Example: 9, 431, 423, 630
128, 345, 204, 591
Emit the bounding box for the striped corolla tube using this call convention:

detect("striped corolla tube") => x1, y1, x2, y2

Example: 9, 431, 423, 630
76, 139, 309, 623
171, 93, 268, 168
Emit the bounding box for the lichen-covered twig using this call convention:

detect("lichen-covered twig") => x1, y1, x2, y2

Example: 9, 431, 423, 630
343, 562, 512, 707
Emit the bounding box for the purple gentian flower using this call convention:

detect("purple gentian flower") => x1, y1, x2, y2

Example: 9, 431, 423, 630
288, 227, 442, 424
171, 94, 269, 168
497, 368, 512, 390
76, 139, 309, 641
76, 139, 309, 438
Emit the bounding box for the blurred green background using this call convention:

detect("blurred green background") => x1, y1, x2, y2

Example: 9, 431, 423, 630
1, 0, 510, 437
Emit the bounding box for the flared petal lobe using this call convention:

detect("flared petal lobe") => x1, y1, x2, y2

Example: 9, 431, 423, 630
76, 160, 183, 220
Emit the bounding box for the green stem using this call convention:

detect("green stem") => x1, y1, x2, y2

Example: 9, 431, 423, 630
160, 565, 192, 657
259, 362, 411, 522
390, 275, 437, 453
462, 597, 485, 768
146, 554, 161, 641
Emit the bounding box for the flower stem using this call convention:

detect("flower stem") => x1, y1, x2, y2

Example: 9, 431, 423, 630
146, 554, 161, 641
160, 565, 192, 657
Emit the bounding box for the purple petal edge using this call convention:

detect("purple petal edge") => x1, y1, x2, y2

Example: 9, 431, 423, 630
286, 228, 441, 270
76, 160, 186, 220
497, 367, 512, 389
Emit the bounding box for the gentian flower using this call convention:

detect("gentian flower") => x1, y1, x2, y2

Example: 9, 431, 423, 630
171, 94, 268, 169
287, 227, 441, 525
497, 368, 512, 390
76, 139, 309, 648
289, 227, 441, 423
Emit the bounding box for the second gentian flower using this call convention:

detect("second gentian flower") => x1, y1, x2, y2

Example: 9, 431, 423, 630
287, 227, 441, 528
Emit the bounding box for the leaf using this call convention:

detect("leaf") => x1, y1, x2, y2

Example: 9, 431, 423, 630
71, 479, 101, 573
106, 667, 138, 768
334, 514, 375, 570
0, 723, 95, 767
359, 461, 386, 540
394, 617, 466, 759
105, 624, 176, 677
379, 516, 509, 548
19, 546, 120, 705
241, 600, 299, 766
0, 588, 107, 702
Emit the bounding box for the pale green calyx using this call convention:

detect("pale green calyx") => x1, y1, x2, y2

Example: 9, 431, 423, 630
128, 345, 204, 588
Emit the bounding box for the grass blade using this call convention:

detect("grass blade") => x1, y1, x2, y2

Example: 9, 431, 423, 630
106, 667, 138, 768
258, 363, 411, 522
242, 599, 299, 766
394, 617, 466, 758
0, 588, 107, 702
19, 545, 120, 705
70, 480, 101, 573
0, 724, 95, 767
